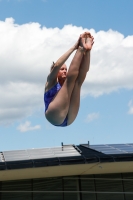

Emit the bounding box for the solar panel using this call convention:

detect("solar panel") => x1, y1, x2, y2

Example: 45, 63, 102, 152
28, 146, 80, 159
3, 150, 30, 161
3, 145, 81, 162
82, 144, 133, 155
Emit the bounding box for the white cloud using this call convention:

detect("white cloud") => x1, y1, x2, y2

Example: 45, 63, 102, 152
85, 113, 99, 123
128, 100, 133, 115
17, 121, 41, 132
0, 18, 133, 125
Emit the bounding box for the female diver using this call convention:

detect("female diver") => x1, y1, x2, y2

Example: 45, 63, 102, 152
44, 32, 94, 127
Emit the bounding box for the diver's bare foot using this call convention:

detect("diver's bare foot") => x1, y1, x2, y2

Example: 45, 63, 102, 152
85, 34, 94, 49
80, 32, 94, 50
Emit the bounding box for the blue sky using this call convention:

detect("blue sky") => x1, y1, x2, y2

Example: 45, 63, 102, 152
0, 0, 133, 151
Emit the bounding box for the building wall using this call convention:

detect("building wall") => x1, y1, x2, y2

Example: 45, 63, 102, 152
0, 172, 133, 200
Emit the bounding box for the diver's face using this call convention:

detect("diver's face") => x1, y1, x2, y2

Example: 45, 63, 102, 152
58, 64, 67, 80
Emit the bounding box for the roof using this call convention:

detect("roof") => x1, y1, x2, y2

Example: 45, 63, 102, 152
1, 143, 133, 181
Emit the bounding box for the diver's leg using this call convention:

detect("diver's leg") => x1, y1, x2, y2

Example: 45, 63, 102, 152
67, 36, 94, 125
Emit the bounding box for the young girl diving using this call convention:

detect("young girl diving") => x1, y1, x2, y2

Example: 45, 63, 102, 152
44, 32, 94, 127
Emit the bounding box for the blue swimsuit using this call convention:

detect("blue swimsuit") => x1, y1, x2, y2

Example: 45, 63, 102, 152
44, 82, 68, 127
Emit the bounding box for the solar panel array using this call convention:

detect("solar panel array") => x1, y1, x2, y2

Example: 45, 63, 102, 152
3, 145, 81, 162
84, 143, 133, 154
3, 143, 133, 162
